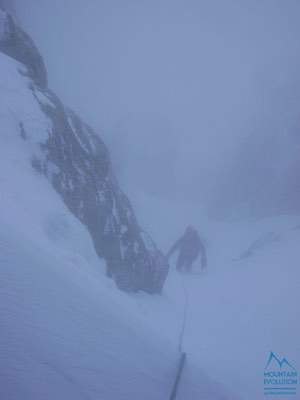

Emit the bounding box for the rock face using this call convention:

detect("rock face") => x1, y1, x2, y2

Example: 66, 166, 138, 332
0, 9, 169, 293
0, 8, 47, 88
0, 0, 16, 16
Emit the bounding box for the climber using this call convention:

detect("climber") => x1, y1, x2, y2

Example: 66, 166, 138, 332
167, 226, 207, 272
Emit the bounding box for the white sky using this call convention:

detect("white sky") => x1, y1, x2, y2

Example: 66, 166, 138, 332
15, 0, 300, 208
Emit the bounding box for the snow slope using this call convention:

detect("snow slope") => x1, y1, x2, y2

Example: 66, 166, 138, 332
0, 51, 171, 399
130, 192, 300, 400
0, 49, 235, 399
182, 216, 300, 400
0, 8, 169, 294
3, 22, 298, 399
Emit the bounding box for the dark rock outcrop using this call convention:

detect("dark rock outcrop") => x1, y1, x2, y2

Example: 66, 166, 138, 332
0, 0, 16, 16
0, 9, 47, 88
0, 9, 169, 293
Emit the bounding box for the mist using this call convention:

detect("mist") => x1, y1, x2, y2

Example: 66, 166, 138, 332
0, 0, 16, 15
1, 3, 300, 399
15, 0, 300, 217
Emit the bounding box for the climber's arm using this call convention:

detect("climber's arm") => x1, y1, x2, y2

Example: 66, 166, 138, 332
167, 237, 183, 259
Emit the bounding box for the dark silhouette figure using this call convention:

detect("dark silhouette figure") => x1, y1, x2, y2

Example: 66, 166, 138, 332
167, 226, 207, 272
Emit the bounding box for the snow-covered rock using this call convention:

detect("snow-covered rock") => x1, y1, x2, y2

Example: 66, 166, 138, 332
0, 11, 237, 399
0, 9, 168, 294
0, 158, 233, 399
0, 8, 47, 88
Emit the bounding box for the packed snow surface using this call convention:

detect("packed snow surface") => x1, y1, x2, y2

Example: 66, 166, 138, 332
1, 42, 299, 400
131, 192, 300, 400
0, 51, 234, 399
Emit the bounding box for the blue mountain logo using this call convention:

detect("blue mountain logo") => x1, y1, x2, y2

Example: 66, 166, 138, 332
265, 352, 296, 371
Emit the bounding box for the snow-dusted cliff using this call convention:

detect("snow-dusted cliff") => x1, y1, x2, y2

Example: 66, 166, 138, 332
0, 8, 168, 293
0, 8, 237, 399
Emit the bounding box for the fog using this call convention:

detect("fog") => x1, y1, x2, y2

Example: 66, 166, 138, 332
0, 0, 16, 15
1, 4, 300, 399
16, 0, 300, 217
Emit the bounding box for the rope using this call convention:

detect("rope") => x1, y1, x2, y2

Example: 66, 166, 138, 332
178, 274, 189, 353
169, 272, 190, 400
169, 352, 186, 400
